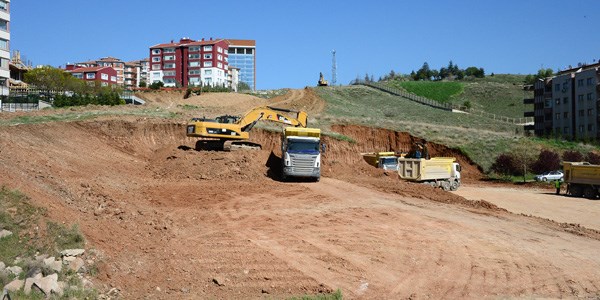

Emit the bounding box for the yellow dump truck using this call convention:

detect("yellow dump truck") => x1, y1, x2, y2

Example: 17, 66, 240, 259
362, 152, 401, 171
281, 127, 322, 181
397, 157, 461, 191
562, 162, 600, 198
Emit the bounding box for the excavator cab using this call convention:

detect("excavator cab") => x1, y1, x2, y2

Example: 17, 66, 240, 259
215, 115, 240, 124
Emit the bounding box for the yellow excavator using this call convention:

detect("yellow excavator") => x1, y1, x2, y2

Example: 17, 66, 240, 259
317, 72, 328, 86
186, 106, 308, 151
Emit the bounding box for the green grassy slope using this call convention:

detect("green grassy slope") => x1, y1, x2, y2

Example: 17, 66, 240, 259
314, 85, 520, 170
384, 74, 530, 119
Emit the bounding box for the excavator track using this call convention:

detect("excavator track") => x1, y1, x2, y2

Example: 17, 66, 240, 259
223, 140, 262, 151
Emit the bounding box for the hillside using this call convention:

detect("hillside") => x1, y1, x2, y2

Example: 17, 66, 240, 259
384, 74, 530, 119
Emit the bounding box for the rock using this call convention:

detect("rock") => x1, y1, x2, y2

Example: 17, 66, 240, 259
0, 261, 5, 270
4, 279, 24, 292
35, 254, 49, 261
61, 249, 85, 257
212, 277, 225, 286
6, 266, 22, 276
68, 257, 85, 273
0, 229, 12, 239
181, 287, 189, 293
43, 257, 62, 272
32, 273, 59, 296
63, 256, 76, 263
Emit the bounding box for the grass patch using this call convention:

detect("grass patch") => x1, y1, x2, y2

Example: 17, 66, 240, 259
0, 109, 177, 126
178, 104, 203, 110
323, 132, 356, 144
388, 81, 463, 103
288, 289, 343, 300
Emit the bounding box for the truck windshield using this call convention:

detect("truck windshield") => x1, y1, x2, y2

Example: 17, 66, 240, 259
381, 157, 397, 165
287, 140, 319, 154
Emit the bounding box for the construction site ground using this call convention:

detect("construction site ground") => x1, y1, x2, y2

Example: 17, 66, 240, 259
2, 89, 600, 299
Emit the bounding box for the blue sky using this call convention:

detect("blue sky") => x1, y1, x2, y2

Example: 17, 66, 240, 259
11, 0, 600, 90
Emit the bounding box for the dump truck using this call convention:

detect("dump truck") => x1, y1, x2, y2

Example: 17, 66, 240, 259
397, 157, 461, 191
362, 152, 401, 171
281, 127, 322, 181
562, 162, 600, 198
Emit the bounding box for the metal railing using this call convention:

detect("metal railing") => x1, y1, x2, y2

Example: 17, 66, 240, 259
352, 80, 533, 125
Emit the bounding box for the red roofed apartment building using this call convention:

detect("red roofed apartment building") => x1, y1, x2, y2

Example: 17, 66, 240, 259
66, 66, 117, 87
67, 57, 125, 86
149, 37, 230, 88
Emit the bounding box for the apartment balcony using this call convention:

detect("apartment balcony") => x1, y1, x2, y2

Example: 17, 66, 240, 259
523, 98, 534, 104
524, 111, 535, 117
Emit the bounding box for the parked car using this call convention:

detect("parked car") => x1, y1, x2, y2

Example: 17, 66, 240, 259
534, 170, 563, 182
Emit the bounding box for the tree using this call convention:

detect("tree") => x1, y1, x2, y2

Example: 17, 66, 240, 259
511, 139, 540, 182
415, 62, 432, 81
531, 149, 561, 174
491, 153, 518, 176
23, 66, 77, 92
465, 67, 485, 78
139, 81, 147, 88
563, 150, 584, 162
149, 81, 164, 90
585, 152, 600, 164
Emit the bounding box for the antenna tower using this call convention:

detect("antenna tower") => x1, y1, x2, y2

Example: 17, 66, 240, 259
331, 49, 337, 86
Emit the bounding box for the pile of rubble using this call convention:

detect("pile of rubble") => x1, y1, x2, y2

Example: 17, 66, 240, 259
2, 248, 99, 298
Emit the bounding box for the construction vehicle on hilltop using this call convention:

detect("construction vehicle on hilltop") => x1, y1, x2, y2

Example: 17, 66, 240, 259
281, 127, 322, 181
186, 106, 308, 151
317, 72, 328, 86
562, 162, 600, 198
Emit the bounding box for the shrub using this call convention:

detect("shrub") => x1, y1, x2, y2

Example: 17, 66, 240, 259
531, 149, 561, 174
563, 150, 584, 162
585, 152, 600, 164
491, 153, 519, 175
149, 81, 164, 90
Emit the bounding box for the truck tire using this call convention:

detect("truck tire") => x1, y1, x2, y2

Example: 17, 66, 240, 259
450, 180, 459, 191
570, 184, 583, 197
584, 186, 597, 199
441, 181, 451, 191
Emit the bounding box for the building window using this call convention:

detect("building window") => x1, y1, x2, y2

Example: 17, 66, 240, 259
236, 48, 244, 54
163, 55, 175, 61
247, 48, 254, 54
579, 125, 585, 133
111, 76, 117, 82
589, 124, 594, 131
86, 73, 96, 79
217, 47, 223, 53
228, 48, 235, 54
204, 61, 213, 67
189, 77, 200, 83
587, 78, 593, 86
0, 1, 7, 11
164, 48, 175, 53
563, 112, 569, 118
588, 109, 593, 116
189, 70, 200, 75
217, 54, 223, 61
555, 113, 560, 120
562, 82, 568, 91
578, 79, 584, 87
579, 110, 584, 117
152, 49, 161, 55
163, 71, 175, 76
101, 74, 108, 80
152, 57, 161, 62
587, 93, 593, 101
203, 45, 213, 51
204, 53, 212, 59
555, 98, 560, 105
555, 84, 560, 91
0, 39, 8, 50
563, 97, 568, 104
72, 73, 83, 79
217, 62, 223, 68
544, 99, 551, 107
189, 47, 200, 52
164, 78, 176, 84
204, 70, 212, 75
189, 61, 200, 67
578, 94, 584, 102
152, 64, 160, 70
0, 20, 7, 31
189, 54, 200, 59
163, 63, 175, 69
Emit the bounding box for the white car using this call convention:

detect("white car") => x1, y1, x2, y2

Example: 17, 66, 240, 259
534, 171, 563, 182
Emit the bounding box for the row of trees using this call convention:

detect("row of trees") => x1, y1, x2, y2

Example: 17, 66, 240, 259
368, 61, 486, 83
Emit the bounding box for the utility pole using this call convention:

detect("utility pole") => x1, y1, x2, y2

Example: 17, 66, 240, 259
331, 49, 337, 86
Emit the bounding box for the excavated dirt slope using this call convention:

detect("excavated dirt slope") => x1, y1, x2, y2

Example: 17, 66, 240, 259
1, 90, 600, 299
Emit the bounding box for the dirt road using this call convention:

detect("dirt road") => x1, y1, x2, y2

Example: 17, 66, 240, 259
1, 91, 600, 299
455, 185, 600, 231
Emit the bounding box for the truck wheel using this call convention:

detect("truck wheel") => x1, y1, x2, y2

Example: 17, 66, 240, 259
450, 180, 459, 191
570, 185, 583, 197
441, 181, 451, 191
584, 186, 597, 199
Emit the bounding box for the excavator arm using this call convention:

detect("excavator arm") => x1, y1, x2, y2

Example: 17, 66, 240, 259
186, 105, 308, 150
